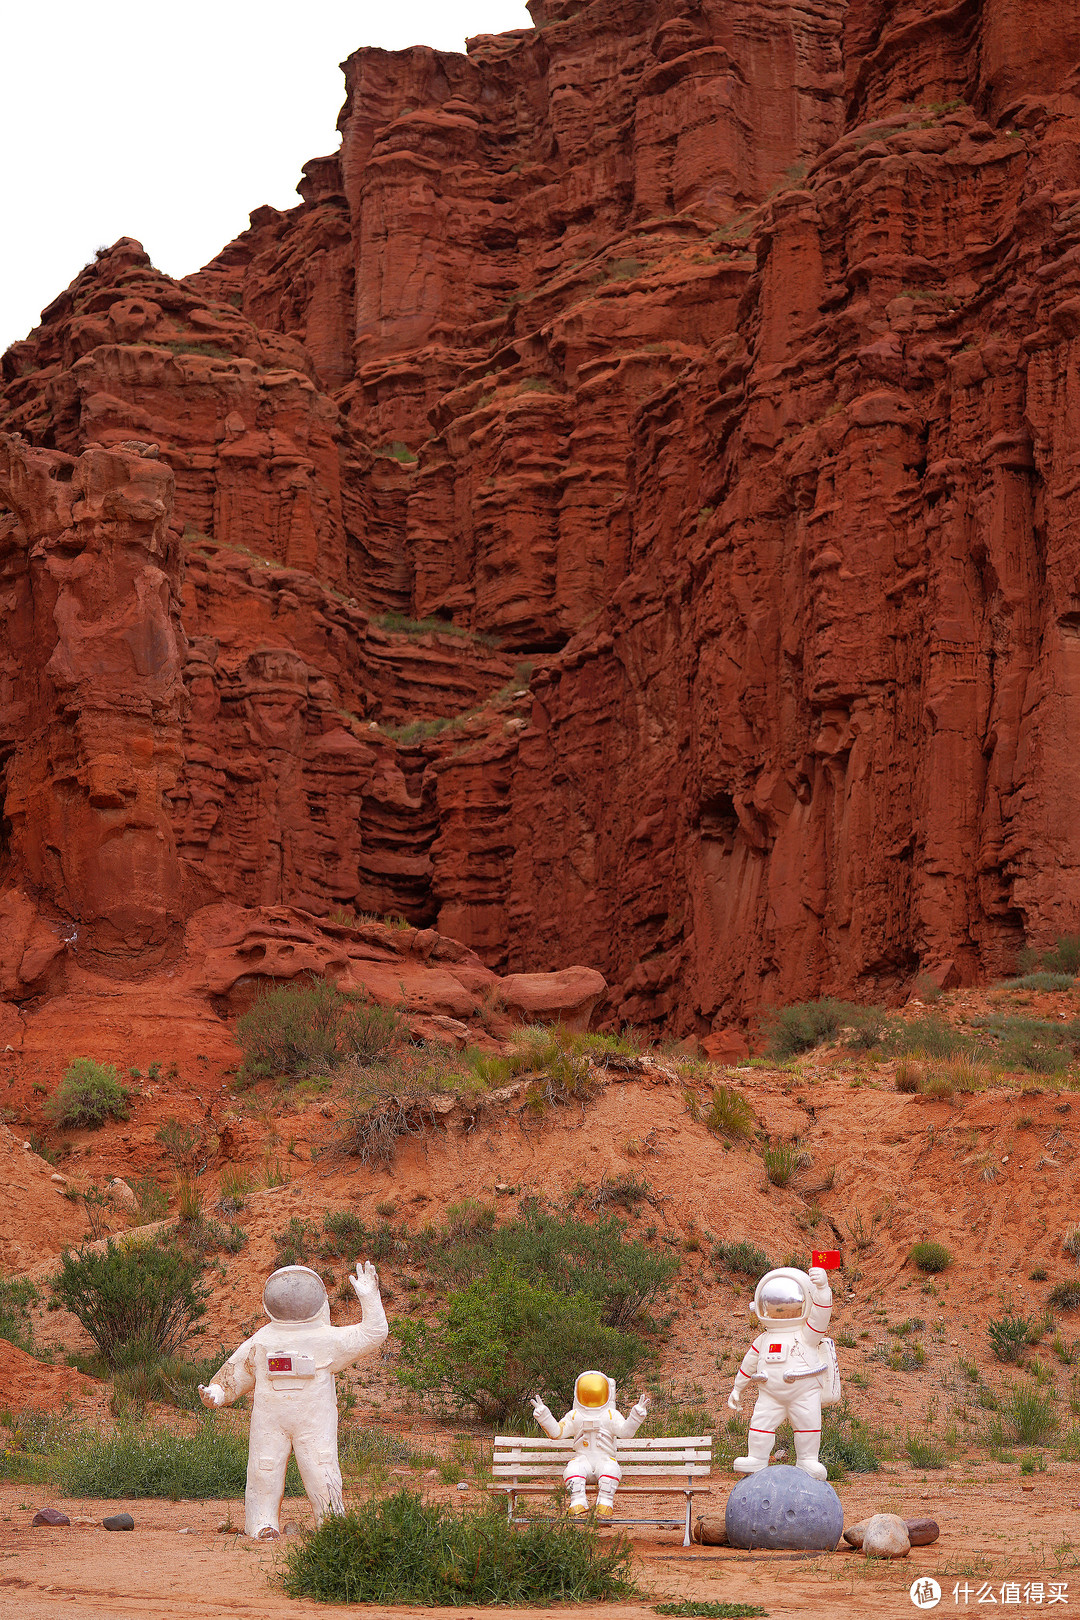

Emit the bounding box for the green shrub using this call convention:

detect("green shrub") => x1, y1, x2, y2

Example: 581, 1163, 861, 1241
989, 1312, 1031, 1365
394, 1266, 646, 1420
909, 1241, 951, 1274
57, 1419, 302, 1499
904, 1432, 945, 1469
281, 1488, 636, 1605
967, 1014, 1080, 1075
50, 1238, 207, 1367
236, 979, 401, 1081
1006, 1383, 1058, 1444
338, 1049, 456, 1168
428, 1206, 677, 1333
0, 1278, 37, 1353
704, 1086, 756, 1141
713, 1240, 771, 1277
1050, 1281, 1080, 1311
44, 1059, 129, 1128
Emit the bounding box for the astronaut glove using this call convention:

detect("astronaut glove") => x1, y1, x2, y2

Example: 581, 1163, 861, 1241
349, 1261, 381, 1302
726, 1389, 741, 1412
634, 1392, 651, 1412
531, 1393, 552, 1421
807, 1265, 832, 1301
198, 1383, 225, 1409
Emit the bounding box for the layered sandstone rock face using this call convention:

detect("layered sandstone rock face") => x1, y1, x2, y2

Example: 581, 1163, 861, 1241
3, 0, 1080, 1033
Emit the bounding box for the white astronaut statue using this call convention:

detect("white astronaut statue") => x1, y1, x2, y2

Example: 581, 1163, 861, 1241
531, 1371, 650, 1517
198, 1262, 387, 1538
726, 1265, 839, 1480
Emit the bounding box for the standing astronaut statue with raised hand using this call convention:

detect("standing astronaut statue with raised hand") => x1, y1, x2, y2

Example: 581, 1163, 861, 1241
199, 1261, 387, 1538
726, 1263, 840, 1480
532, 1371, 650, 1517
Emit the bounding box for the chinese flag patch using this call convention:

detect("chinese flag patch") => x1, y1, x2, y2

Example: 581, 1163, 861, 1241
769, 1343, 781, 1353
268, 1356, 292, 1372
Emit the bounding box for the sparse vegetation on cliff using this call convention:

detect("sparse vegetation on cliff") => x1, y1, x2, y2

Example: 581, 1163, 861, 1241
45, 1059, 129, 1129
236, 978, 401, 1083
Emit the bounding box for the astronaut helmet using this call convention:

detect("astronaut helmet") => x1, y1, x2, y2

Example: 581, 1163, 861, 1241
573, 1370, 614, 1412
262, 1265, 328, 1323
753, 1267, 811, 1328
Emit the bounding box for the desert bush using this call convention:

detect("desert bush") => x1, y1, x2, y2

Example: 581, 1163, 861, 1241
1006, 1383, 1058, 1444
713, 1240, 771, 1277
51, 1237, 207, 1367
437, 1207, 677, 1332
761, 1000, 851, 1060
989, 1312, 1031, 1365
903, 1432, 945, 1469
394, 1267, 646, 1420
218, 1166, 251, 1213
1058, 1427, 1080, 1462
909, 1241, 951, 1274
57, 1418, 301, 1499
1019, 934, 1080, 977
0, 1278, 37, 1353
1050, 1281, 1080, 1311
654, 1607, 765, 1619
280, 1488, 636, 1606
1002, 973, 1076, 992
1064, 1226, 1080, 1262
44, 1059, 129, 1129
338, 1052, 447, 1169
967, 1014, 1080, 1075
236, 978, 401, 1081
704, 1086, 756, 1141
130, 1176, 169, 1222
762, 1141, 799, 1187
918, 1069, 956, 1101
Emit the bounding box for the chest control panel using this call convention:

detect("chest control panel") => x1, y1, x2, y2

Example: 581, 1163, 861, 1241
267, 1353, 316, 1377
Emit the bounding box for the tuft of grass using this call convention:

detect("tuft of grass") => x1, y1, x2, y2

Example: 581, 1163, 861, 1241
989, 1313, 1032, 1365
1006, 1383, 1059, 1444
895, 1060, 922, 1093
45, 1059, 129, 1129
58, 1419, 302, 1499
887, 1018, 973, 1062
904, 1432, 946, 1469
820, 1409, 884, 1475
762, 1141, 800, 1187
654, 1606, 766, 1619
704, 1086, 756, 1141
281, 1488, 637, 1605
1051, 1281, 1080, 1311
909, 1240, 951, 1274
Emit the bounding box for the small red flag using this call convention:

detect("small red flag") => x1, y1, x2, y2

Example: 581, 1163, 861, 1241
812, 1249, 842, 1269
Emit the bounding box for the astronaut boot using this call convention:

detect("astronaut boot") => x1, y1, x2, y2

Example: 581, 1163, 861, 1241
733, 1427, 775, 1475
595, 1478, 618, 1518
567, 1483, 589, 1517
793, 1431, 828, 1481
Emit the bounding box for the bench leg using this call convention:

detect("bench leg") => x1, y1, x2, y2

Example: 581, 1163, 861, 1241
683, 1492, 691, 1548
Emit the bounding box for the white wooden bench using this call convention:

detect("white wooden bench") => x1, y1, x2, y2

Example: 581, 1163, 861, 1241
488, 1434, 713, 1546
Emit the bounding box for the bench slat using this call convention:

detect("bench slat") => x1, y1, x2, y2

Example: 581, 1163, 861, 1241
493, 1436, 712, 1449
492, 1456, 711, 1468
492, 1465, 713, 1478
488, 1485, 713, 1496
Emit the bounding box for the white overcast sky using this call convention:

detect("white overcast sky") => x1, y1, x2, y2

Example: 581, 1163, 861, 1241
1, 1, 532, 351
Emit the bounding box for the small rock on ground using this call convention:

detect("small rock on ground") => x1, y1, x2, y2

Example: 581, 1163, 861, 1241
863, 1513, 911, 1558
846, 1515, 939, 1548
32, 1508, 70, 1527
693, 1516, 728, 1546
102, 1513, 134, 1531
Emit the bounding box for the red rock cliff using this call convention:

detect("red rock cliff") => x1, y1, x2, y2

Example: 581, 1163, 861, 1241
3, 0, 1080, 1034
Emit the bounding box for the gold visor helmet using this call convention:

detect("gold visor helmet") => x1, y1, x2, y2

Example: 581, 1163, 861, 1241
575, 1371, 611, 1408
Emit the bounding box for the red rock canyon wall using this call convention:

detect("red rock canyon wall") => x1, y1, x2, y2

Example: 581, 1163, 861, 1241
3, 0, 1080, 1035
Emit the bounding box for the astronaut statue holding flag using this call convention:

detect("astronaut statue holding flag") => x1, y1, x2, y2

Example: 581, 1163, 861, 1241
726, 1258, 841, 1480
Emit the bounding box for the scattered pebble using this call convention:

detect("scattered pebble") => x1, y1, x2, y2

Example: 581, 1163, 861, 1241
456, 1482, 469, 1491
1022, 1483, 1035, 1493
102, 1513, 134, 1532
283, 1522, 301, 1537
907, 1518, 940, 1546
32, 1508, 70, 1527
178, 1527, 192, 1535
